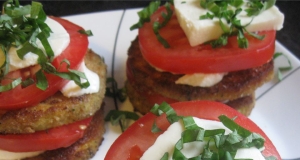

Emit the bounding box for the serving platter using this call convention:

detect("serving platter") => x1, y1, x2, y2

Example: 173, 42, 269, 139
64, 8, 300, 159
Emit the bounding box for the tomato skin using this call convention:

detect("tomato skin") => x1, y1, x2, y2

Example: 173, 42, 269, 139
0, 16, 88, 110
105, 101, 281, 160
0, 116, 92, 152
139, 6, 276, 74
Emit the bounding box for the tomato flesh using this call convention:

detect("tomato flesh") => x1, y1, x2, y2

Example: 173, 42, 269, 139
139, 6, 276, 74
0, 16, 88, 110
105, 101, 281, 160
0, 117, 92, 152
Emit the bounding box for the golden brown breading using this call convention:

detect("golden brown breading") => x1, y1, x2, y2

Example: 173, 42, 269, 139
0, 50, 106, 134
126, 37, 273, 116
126, 81, 255, 116
24, 104, 105, 160
226, 93, 255, 116
127, 37, 273, 102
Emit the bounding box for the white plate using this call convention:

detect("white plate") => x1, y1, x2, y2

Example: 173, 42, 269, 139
64, 8, 300, 160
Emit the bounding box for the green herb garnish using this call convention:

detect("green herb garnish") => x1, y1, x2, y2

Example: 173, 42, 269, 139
130, 0, 161, 31
0, 78, 21, 92
152, 2, 173, 48
150, 102, 181, 133
105, 77, 127, 102
78, 29, 93, 36
245, 0, 276, 16
0, 0, 90, 92
105, 110, 140, 131
200, 0, 275, 48
149, 102, 276, 160
273, 52, 293, 81
130, 0, 173, 48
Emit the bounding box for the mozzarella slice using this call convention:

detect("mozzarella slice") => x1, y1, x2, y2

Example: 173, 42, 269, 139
174, 0, 284, 46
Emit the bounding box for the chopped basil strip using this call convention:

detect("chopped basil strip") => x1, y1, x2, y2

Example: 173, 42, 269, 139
130, 0, 173, 48
273, 52, 292, 81
150, 101, 181, 124
21, 78, 34, 88
245, 0, 276, 16
0, 47, 6, 68
36, 69, 48, 90
265, 156, 278, 160
105, 77, 129, 132
37, 31, 54, 60
105, 110, 140, 122
130, 0, 161, 30
54, 71, 90, 89
199, 0, 274, 48
105, 110, 140, 131
105, 77, 127, 102
152, 2, 173, 48
160, 152, 169, 160
0, 0, 91, 93
149, 102, 276, 160
151, 119, 163, 133
150, 102, 181, 133
30, 1, 43, 18
0, 78, 21, 92
78, 29, 93, 36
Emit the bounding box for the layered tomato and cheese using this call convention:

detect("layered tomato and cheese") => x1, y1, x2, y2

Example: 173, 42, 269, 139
105, 101, 281, 159
125, 0, 284, 116
0, 1, 106, 159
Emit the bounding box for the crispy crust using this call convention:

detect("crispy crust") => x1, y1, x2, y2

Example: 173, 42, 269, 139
0, 50, 107, 134
127, 37, 274, 102
126, 80, 255, 116
24, 104, 105, 160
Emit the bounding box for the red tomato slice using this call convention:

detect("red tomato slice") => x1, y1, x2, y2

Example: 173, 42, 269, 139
0, 116, 92, 152
0, 16, 88, 110
139, 6, 276, 74
105, 101, 281, 160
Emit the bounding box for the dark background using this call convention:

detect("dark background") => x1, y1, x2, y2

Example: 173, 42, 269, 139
2, 0, 299, 59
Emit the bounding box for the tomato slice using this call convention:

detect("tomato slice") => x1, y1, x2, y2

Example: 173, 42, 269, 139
0, 116, 92, 152
139, 6, 276, 74
0, 16, 88, 110
105, 101, 281, 160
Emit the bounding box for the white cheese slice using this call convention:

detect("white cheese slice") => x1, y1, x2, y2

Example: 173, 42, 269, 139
0, 150, 43, 160
175, 72, 227, 87
174, 0, 284, 46
141, 117, 265, 160
60, 61, 100, 97
8, 17, 70, 72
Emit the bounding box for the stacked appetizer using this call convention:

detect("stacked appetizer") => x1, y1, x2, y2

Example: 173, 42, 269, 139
0, 0, 106, 159
126, 0, 284, 116
105, 101, 281, 159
